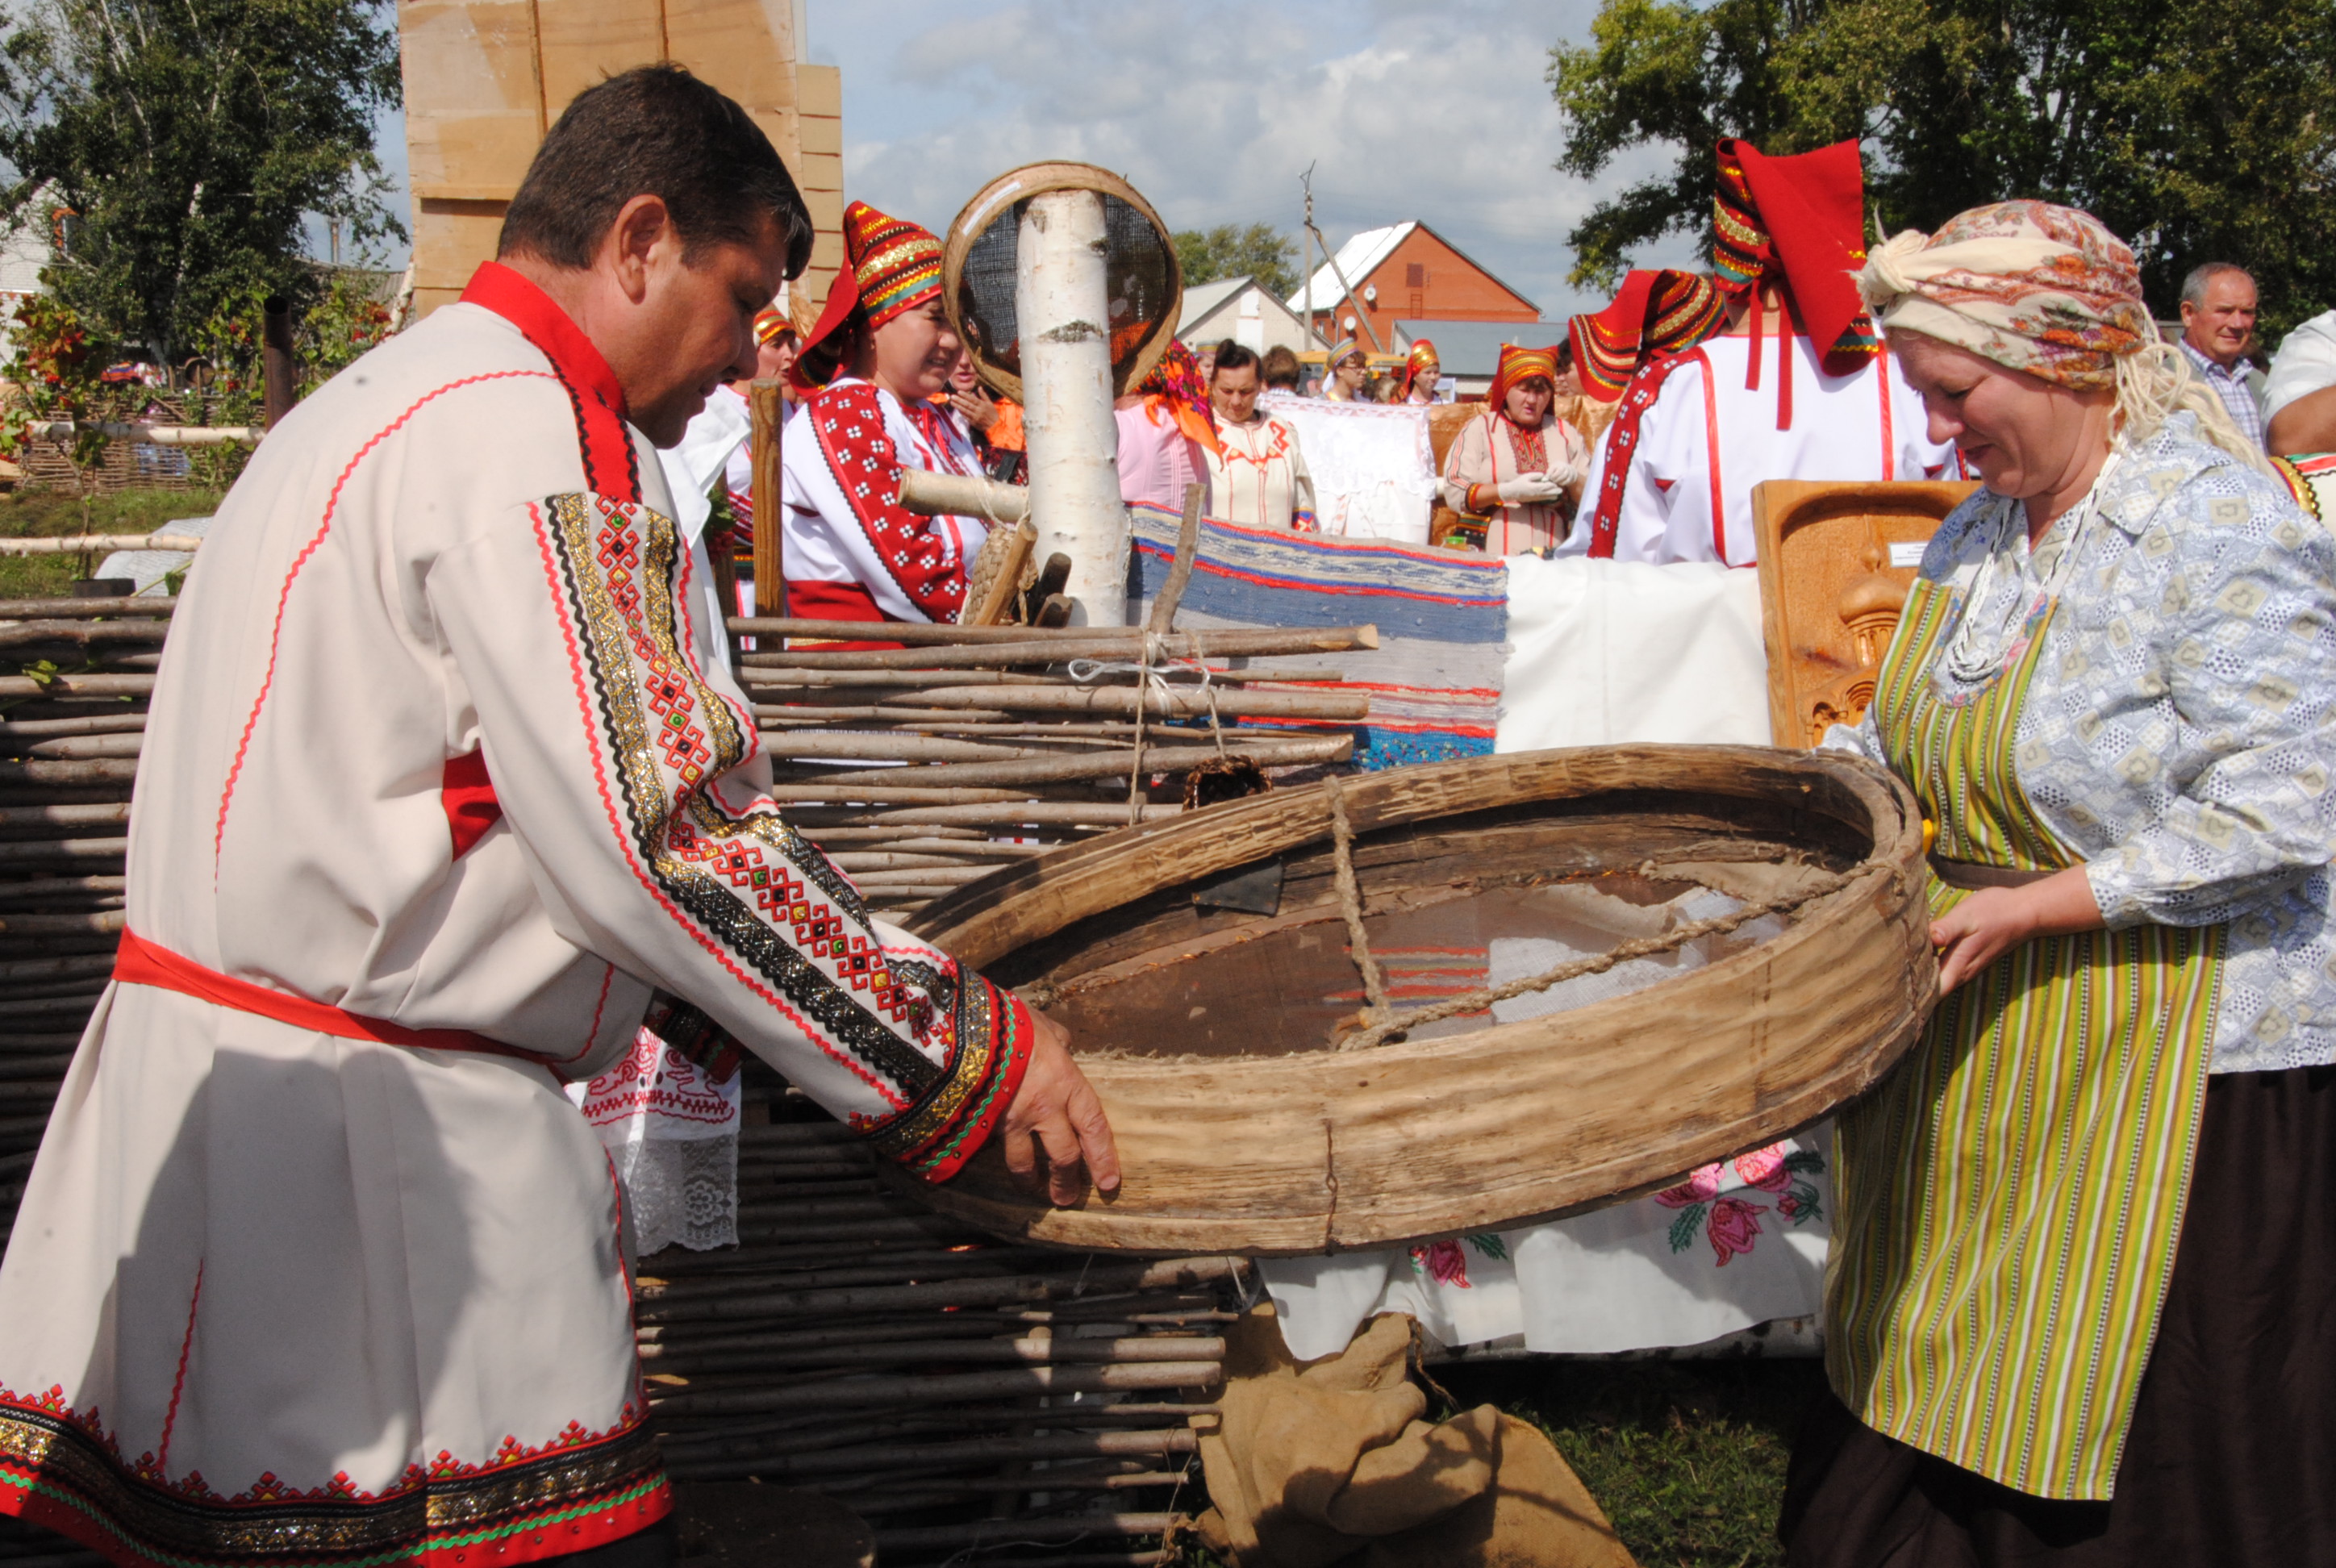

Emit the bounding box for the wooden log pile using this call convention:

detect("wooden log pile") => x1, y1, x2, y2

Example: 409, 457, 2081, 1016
737, 613, 1378, 918
0, 595, 159, 1242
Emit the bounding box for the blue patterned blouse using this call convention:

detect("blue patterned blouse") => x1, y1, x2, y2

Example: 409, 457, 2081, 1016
1828, 411, 2336, 1072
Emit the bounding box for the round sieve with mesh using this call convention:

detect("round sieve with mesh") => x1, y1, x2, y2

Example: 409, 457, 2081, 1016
942, 163, 1183, 405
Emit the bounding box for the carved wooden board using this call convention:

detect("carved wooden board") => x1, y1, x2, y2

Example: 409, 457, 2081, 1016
1750, 480, 1979, 748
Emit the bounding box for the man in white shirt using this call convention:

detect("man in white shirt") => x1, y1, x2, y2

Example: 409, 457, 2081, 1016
1205, 342, 1317, 529
0, 65, 1115, 1568
2176, 262, 2264, 448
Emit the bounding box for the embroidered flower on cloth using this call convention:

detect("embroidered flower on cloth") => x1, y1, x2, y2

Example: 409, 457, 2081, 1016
1406, 1233, 1511, 1290
1655, 1142, 1827, 1264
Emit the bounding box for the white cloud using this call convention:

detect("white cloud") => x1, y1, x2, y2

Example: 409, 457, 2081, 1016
822, 0, 1695, 321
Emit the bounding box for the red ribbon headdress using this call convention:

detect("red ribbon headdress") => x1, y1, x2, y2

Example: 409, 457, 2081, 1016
1397, 338, 1440, 399
1570, 269, 1725, 403
1712, 138, 1881, 427
794, 200, 945, 390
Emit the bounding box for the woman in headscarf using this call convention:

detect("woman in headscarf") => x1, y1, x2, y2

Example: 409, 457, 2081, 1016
780, 201, 989, 642
1784, 201, 2336, 1567
1322, 339, 1368, 402
1398, 340, 1443, 405
1114, 339, 1216, 513
1436, 344, 1591, 553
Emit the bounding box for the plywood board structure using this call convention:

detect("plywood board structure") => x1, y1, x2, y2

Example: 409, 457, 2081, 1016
1750, 479, 1979, 748
398, 0, 842, 319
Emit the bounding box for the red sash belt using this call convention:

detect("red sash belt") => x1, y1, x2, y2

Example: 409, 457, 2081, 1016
113, 929, 557, 1065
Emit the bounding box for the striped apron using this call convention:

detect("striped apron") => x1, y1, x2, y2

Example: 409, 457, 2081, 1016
1825, 579, 2225, 1502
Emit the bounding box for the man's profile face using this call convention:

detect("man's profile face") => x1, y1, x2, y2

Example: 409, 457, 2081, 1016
1212, 362, 1261, 424
2182, 272, 2258, 369
632, 212, 792, 445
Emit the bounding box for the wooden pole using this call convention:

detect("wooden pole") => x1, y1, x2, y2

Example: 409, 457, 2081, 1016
261, 297, 296, 429
749, 377, 786, 621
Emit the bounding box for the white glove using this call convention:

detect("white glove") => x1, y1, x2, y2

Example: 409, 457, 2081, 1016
1546, 461, 1586, 490
1495, 473, 1566, 506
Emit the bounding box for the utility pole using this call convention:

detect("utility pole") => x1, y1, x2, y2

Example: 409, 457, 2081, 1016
1300, 163, 1316, 350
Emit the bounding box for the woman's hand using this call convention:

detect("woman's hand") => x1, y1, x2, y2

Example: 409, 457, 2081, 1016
952, 386, 1000, 434
999, 1009, 1120, 1204
1930, 865, 2106, 995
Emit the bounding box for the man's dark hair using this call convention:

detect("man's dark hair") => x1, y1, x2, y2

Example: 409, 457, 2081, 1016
1212, 340, 1260, 377
1259, 344, 1301, 388
500, 65, 813, 278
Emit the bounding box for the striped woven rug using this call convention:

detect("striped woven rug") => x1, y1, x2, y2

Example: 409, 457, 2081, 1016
1126, 502, 1507, 769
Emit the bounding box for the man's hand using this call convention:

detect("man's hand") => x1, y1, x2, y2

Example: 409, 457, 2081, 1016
1929, 865, 2104, 995
999, 1009, 1120, 1205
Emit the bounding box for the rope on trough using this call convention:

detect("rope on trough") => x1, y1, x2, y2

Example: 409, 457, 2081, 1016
1329, 825, 1888, 1053
1323, 775, 1392, 1028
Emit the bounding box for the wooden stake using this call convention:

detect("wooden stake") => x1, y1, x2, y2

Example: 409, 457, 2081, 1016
749, 377, 786, 621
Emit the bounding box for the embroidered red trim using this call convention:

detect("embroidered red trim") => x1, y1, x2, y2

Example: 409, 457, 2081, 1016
806, 381, 970, 623
211, 369, 558, 862
461, 262, 640, 506
1587, 349, 1706, 558
1697, 349, 1725, 560
442, 749, 503, 858
113, 930, 558, 1065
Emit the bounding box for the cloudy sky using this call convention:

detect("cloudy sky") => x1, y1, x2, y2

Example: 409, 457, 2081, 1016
363, 1, 1692, 321
814, 0, 1685, 321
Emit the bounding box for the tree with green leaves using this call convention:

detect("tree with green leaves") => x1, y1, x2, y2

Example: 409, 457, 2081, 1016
1548, 0, 2336, 332
1174, 223, 1301, 298
0, 0, 403, 366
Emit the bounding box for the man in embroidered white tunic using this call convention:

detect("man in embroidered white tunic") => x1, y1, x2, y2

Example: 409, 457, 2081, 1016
0, 67, 1116, 1568
1560, 138, 1957, 566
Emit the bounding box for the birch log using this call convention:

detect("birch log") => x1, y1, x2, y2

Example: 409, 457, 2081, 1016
1015, 190, 1127, 627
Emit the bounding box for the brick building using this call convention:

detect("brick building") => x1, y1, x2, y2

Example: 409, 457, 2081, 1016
1284, 220, 1538, 352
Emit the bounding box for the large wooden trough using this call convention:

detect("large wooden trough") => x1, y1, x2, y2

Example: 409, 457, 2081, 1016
902, 745, 1937, 1256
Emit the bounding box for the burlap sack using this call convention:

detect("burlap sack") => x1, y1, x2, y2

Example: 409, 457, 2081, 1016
1194, 1308, 1636, 1568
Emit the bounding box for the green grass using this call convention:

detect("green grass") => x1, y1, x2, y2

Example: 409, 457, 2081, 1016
0, 486, 223, 598
1437, 1357, 1826, 1567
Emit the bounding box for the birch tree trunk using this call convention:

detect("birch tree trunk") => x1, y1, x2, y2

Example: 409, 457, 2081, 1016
1014, 190, 1127, 627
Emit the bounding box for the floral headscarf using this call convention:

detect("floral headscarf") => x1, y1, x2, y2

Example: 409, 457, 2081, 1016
1858, 200, 2267, 471
1136, 340, 1217, 452
1855, 201, 2153, 392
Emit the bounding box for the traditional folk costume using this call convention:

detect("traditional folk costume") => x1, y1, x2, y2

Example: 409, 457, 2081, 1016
1114, 341, 1216, 514
781, 202, 987, 630
0, 259, 1035, 1568
1566, 268, 1725, 452
1206, 405, 1317, 531
1437, 345, 1591, 555
1398, 340, 1444, 406
1787, 203, 2336, 1566
1562, 140, 1955, 567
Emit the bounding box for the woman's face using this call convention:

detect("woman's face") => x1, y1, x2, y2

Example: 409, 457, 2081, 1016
1504, 375, 1554, 427
1333, 352, 1366, 390
1892, 332, 2113, 501
870, 298, 961, 401
1553, 363, 1581, 398
949, 348, 979, 393
1413, 356, 1439, 388
756, 334, 796, 384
